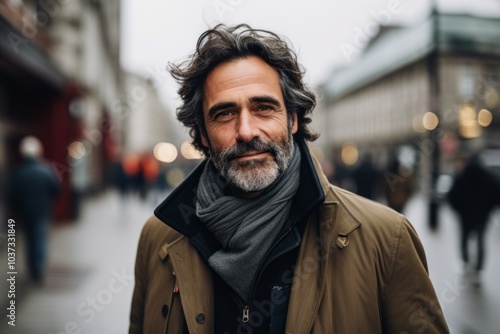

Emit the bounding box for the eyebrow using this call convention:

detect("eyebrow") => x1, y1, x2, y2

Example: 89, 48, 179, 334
249, 95, 282, 107
207, 96, 282, 119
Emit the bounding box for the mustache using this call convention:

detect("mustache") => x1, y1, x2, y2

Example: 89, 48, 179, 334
220, 138, 279, 161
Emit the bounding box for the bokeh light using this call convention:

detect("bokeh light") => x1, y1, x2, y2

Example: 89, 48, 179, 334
167, 167, 185, 187
68, 141, 86, 160
341, 143, 358, 166
412, 114, 426, 133
422, 112, 439, 131
458, 104, 481, 138
154, 142, 178, 163
180, 141, 204, 160
478, 109, 493, 127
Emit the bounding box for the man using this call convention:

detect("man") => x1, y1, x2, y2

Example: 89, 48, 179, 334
9, 136, 61, 282
447, 153, 500, 285
130, 24, 449, 333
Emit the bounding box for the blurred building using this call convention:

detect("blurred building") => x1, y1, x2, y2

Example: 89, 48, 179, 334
0, 0, 123, 221
122, 71, 180, 153
120, 71, 194, 194
319, 13, 500, 189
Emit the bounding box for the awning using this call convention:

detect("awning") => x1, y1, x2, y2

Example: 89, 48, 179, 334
0, 15, 66, 93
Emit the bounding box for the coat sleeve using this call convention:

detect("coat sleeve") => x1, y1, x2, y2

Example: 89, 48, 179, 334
129, 224, 148, 334
381, 217, 450, 334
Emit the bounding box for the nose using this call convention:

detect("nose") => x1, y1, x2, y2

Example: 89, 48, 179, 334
236, 110, 260, 142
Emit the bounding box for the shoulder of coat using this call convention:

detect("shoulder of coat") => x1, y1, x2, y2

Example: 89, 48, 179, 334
327, 184, 405, 232
141, 215, 185, 245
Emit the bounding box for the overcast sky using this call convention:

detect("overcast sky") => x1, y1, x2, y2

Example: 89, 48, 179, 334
120, 0, 500, 115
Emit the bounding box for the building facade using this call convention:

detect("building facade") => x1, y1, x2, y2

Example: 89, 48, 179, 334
318, 13, 500, 190
122, 71, 181, 154
0, 0, 124, 221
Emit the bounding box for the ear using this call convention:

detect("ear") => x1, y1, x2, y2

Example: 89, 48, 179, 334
291, 112, 298, 135
200, 128, 209, 147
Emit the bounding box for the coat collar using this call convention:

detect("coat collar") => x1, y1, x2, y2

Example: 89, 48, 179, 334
305, 139, 363, 244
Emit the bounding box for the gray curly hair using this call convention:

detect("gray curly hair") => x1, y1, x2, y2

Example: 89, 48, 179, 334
169, 24, 318, 157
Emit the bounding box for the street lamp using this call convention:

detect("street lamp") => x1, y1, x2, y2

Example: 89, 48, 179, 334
428, 0, 441, 230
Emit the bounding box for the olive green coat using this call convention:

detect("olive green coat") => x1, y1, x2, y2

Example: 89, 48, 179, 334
129, 157, 449, 333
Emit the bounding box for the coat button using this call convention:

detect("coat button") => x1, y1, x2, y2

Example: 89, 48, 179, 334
161, 305, 169, 317
196, 313, 205, 324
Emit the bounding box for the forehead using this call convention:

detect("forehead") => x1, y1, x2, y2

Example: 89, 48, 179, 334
203, 56, 283, 107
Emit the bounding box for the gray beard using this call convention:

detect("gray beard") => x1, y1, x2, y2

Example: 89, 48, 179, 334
211, 136, 295, 192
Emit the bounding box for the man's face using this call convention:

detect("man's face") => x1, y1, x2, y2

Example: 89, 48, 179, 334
201, 56, 298, 194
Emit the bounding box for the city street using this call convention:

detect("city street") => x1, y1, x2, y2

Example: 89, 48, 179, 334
1, 190, 500, 334
405, 194, 500, 334
1, 1, 499, 334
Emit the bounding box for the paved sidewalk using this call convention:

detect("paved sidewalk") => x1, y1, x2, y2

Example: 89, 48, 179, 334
0, 190, 159, 334
0, 191, 499, 333
404, 194, 500, 334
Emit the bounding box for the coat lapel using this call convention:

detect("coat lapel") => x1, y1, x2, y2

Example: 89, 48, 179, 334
285, 200, 338, 333
284, 169, 363, 333
165, 237, 214, 333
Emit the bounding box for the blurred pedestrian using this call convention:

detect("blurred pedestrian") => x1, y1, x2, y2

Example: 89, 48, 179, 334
8, 136, 60, 282
447, 153, 500, 285
383, 156, 415, 213
352, 153, 380, 200
331, 155, 354, 191
138, 152, 160, 203
112, 154, 128, 197
121, 153, 141, 197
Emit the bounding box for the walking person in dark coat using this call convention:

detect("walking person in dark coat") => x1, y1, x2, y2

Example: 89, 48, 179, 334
383, 156, 415, 214
447, 153, 500, 285
352, 154, 380, 200
9, 136, 61, 282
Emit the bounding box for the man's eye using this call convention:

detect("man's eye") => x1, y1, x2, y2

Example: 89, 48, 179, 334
256, 105, 274, 112
214, 110, 234, 120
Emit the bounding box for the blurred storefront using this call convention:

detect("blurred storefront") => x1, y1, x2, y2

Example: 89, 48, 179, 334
0, 0, 123, 222
318, 12, 500, 189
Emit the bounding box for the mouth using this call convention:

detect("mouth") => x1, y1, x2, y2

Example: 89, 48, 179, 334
233, 150, 271, 162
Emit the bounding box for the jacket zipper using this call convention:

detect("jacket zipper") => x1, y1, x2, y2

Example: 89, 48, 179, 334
236, 225, 295, 323
242, 306, 250, 322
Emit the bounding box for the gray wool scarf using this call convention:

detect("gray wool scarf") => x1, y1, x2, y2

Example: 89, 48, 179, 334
196, 145, 301, 302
